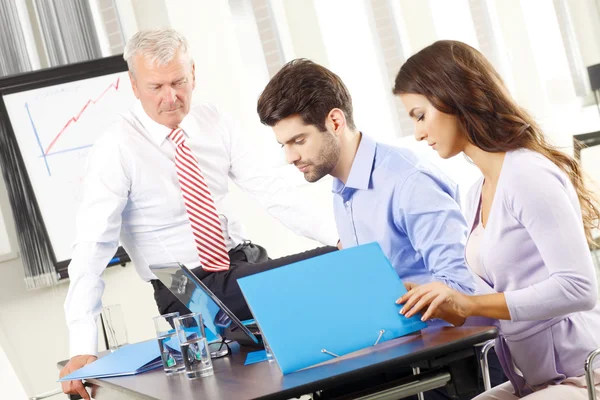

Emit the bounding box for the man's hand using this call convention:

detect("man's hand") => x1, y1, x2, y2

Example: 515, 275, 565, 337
336, 240, 343, 250
60, 354, 97, 400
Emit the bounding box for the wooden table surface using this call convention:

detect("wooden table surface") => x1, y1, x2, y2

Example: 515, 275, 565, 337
58, 326, 498, 400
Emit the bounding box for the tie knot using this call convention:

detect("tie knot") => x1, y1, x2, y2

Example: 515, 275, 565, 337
168, 128, 185, 146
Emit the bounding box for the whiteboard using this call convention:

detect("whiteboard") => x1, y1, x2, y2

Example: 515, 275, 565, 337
3, 71, 136, 263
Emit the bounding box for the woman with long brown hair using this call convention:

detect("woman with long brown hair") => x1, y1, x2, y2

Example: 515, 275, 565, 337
395, 40, 600, 399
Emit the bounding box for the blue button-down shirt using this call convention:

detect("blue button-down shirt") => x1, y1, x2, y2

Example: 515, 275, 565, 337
333, 134, 474, 294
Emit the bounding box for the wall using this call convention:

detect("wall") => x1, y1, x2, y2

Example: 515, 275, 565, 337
0, 328, 28, 400
568, 0, 600, 68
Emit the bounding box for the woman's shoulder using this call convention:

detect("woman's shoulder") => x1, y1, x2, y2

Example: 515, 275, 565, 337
500, 148, 572, 212
502, 148, 568, 188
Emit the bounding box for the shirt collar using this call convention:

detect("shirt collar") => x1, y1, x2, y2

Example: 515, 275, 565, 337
133, 100, 197, 146
332, 133, 376, 193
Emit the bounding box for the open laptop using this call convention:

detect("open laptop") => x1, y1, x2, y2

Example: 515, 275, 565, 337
149, 262, 261, 347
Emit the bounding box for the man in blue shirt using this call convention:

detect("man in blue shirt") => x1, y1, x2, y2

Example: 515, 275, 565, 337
256, 59, 474, 296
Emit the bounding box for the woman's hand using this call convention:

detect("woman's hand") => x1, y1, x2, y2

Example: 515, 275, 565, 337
396, 282, 474, 324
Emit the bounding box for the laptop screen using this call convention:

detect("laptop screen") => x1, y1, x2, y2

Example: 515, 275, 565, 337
149, 262, 260, 344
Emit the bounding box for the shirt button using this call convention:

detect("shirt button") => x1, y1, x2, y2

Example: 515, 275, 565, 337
345, 201, 351, 208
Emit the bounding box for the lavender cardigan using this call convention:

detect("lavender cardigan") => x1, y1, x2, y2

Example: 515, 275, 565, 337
464, 149, 600, 396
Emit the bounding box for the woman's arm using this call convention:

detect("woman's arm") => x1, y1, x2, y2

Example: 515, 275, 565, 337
397, 283, 509, 322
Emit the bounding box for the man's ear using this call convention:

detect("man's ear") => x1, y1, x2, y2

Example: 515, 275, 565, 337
328, 108, 346, 136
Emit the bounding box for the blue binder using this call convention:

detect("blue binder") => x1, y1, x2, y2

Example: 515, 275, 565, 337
59, 334, 222, 381
237, 242, 427, 374
59, 340, 162, 381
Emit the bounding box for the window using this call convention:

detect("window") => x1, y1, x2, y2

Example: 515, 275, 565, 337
0, 0, 125, 77
248, 0, 285, 77
369, 0, 414, 137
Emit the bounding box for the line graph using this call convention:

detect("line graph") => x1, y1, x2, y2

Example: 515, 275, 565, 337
25, 102, 50, 176
43, 77, 121, 155
25, 77, 122, 176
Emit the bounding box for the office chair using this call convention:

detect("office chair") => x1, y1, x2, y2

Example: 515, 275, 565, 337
478, 339, 496, 392
587, 348, 600, 400
479, 340, 599, 399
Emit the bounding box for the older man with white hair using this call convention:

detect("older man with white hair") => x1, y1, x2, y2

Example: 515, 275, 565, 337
59, 28, 337, 399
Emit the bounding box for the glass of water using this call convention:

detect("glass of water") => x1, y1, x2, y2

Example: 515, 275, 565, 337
153, 312, 185, 375
174, 312, 214, 379
101, 304, 129, 352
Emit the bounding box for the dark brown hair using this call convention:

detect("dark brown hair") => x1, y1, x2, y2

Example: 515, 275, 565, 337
257, 59, 355, 131
394, 40, 599, 246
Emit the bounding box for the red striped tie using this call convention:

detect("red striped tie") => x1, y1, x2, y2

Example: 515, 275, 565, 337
169, 128, 230, 272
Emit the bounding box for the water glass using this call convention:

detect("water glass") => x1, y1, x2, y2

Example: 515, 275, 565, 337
153, 312, 185, 375
101, 304, 129, 352
174, 312, 214, 379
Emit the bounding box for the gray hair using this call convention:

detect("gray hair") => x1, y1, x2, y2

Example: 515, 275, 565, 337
123, 28, 193, 74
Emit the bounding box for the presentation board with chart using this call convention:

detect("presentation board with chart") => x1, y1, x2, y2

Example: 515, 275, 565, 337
0, 56, 134, 280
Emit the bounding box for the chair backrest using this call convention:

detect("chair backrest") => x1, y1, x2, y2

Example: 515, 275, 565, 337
585, 348, 600, 400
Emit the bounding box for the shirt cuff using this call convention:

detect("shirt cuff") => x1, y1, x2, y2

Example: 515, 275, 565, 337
69, 321, 99, 358
503, 289, 528, 322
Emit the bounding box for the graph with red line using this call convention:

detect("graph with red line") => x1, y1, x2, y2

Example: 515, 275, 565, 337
43, 77, 121, 156
19, 73, 135, 177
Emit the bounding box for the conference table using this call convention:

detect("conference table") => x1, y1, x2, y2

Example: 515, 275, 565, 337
58, 325, 498, 400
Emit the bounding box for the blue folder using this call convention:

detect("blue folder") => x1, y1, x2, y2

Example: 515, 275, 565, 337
60, 331, 219, 381
237, 242, 427, 374
59, 340, 163, 381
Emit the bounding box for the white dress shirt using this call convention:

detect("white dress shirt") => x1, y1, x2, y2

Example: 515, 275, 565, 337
65, 101, 337, 357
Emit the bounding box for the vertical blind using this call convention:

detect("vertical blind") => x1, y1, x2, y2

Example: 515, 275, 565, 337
33, 0, 102, 67
0, 0, 32, 76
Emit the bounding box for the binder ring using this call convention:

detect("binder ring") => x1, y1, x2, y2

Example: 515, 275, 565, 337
322, 329, 386, 359
321, 349, 340, 358
374, 329, 385, 346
